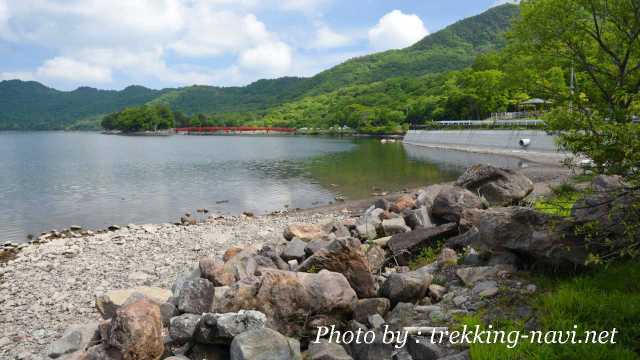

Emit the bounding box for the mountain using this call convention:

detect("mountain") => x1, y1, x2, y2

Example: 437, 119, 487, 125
0, 4, 519, 130
0, 81, 167, 130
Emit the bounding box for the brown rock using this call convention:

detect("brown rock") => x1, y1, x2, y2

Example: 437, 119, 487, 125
200, 257, 235, 286
283, 223, 327, 242
390, 195, 416, 213
106, 298, 164, 360
96, 287, 171, 319
216, 269, 357, 336
223, 247, 245, 262
297, 238, 377, 298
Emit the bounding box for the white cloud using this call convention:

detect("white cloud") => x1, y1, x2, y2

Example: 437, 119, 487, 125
312, 25, 351, 49
368, 10, 429, 51
239, 41, 293, 77
279, 0, 328, 13
0, 0, 343, 89
170, 11, 271, 57
36, 57, 112, 84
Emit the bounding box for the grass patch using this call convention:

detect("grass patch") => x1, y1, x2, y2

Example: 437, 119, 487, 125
460, 261, 640, 359
533, 183, 583, 217
408, 240, 444, 270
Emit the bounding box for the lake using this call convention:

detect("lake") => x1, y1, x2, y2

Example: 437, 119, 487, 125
0, 132, 528, 243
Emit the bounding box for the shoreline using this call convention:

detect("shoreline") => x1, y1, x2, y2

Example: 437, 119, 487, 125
0, 162, 570, 357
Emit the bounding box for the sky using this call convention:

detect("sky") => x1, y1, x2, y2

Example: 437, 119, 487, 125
0, 0, 517, 91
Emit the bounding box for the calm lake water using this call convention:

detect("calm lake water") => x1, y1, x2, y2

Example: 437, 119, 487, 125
0, 132, 528, 243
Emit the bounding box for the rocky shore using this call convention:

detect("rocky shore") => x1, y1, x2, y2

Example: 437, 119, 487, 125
0, 212, 350, 358
3, 163, 619, 360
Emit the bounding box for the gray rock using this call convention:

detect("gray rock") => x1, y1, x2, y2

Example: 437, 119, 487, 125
177, 278, 215, 314
591, 174, 624, 192
348, 328, 394, 360
282, 238, 308, 262
416, 184, 446, 209
456, 266, 509, 287
230, 328, 301, 360
471, 280, 497, 295
374, 198, 391, 211
440, 350, 470, 360
381, 271, 432, 306
388, 223, 458, 266
368, 314, 385, 329
431, 185, 482, 223
487, 251, 520, 267
466, 207, 588, 266
169, 313, 202, 343
305, 239, 332, 257
48, 323, 98, 358
364, 244, 387, 274
456, 164, 534, 206
172, 268, 202, 298
404, 206, 433, 230
382, 217, 411, 236
188, 344, 230, 360
160, 301, 178, 327
355, 208, 384, 240
308, 339, 353, 360
195, 310, 267, 344
407, 337, 443, 360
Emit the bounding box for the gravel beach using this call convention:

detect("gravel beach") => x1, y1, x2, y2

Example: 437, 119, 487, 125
0, 210, 354, 358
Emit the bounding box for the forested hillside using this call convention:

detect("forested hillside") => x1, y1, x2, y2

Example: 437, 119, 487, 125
0, 4, 518, 130
0, 81, 167, 130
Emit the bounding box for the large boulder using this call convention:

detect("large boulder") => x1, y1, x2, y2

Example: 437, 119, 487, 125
381, 271, 433, 306
105, 298, 164, 360
230, 328, 302, 360
431, 186, 482, 223
177, 278, 215, 314
216, 269, 357, 336
297, 238, 377, 298
96, 287, 172, 319
455, 164, 534, 206
465, 207, 588, 266
195, 310, 267, 345
388, 224, 458, 266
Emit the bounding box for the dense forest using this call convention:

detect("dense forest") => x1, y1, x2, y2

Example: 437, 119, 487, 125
0, 4, 519, 131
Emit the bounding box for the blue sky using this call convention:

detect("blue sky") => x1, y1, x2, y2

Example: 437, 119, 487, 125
0, 0, 516, 91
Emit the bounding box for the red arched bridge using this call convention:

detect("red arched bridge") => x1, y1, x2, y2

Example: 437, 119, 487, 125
175, 126, 296, 134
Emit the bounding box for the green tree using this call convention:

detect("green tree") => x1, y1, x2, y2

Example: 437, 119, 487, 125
514, 0, 640, 178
